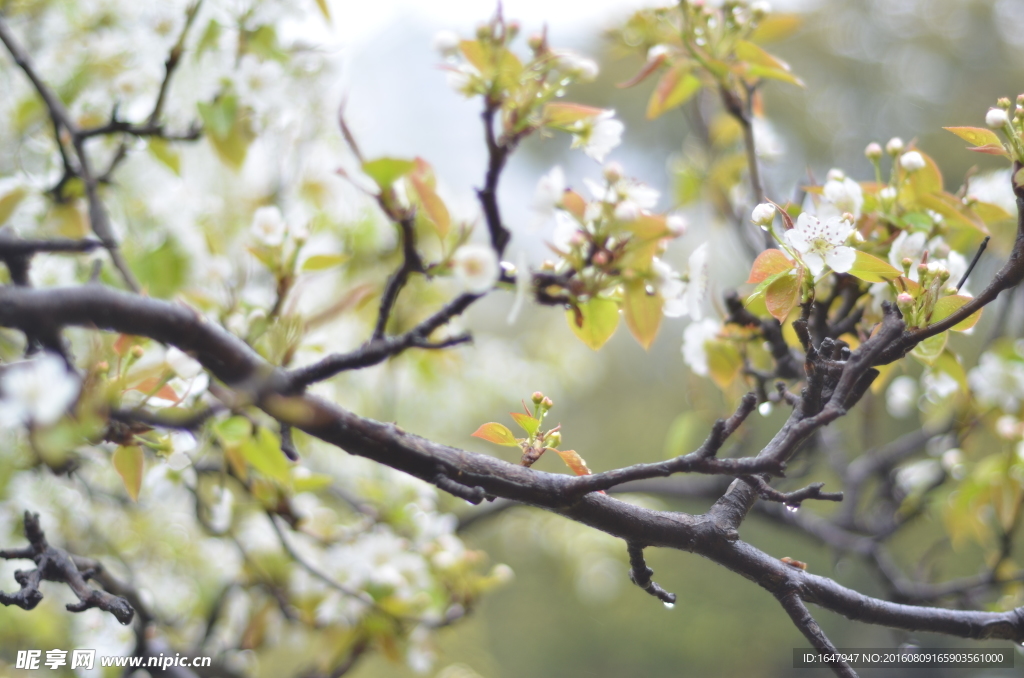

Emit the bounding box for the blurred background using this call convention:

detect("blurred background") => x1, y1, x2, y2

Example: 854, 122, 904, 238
334, 0, 1024, 676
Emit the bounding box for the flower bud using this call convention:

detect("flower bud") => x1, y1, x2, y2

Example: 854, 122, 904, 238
901, 257, 913, 276
885, 137, 904, 155
826, 168, 845, 182
592, 250, 610, 266
751, 202, 776, 226
432, 30, 461, 57
986, 108, 1009, 129
541, 397, 553, 409
95, 361, 109, 372
667, 214, 688, 236
998, 97, 1012, 109
864, 142, 882, 160
896, 292, 915, 313
130, 345, 145, 358
899, 151, 926, 172
527, 33, 545, 52
532, 391, 545, 403
545, 431, 562, 448
603, 161, 624, 183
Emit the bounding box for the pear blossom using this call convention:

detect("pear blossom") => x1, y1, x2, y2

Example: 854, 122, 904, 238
251, 206, 287, 246
783, 213, 856, 276
166, 347, 204, 380
682, 318, 721, 376
533, 166, 565, 216
886, 376, 918, 418
885, 137, 904, 155
554, 50, 599, 81
654, 243, 708, 319
751, 202, 775, 226
451, 244, 499, 293
986, 108, 1009, 129
864, 142, 883, 160
969, 353, 1024, 412
666, 214, 688, 236
0, 353, 79, 427
822, 175, 863, 219
571, 110, 624, 162
900, 151, 926, 172
432, 30, 460, 57
552, 211, 584, 251
894, 459, 943, 495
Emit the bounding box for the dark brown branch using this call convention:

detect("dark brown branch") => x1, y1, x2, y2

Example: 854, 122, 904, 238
0, 512, 134, 625
740, 477, 843, 508
626, 542, 676, 604
478, 102, 512, 256
0, 236, 104, 256
776, 590, 857, 678
372, 216, 425, 340
957, 235, 990, 292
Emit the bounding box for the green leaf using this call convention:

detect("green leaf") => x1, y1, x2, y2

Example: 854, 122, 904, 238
929, 294, 982, 331
749, 14, 802, 43
301, 253, 350, 272
112, 445, 144, 502
195, 19, 222, 58
943, 126, 1004, 148
746, 268, 788, 307
292, 472, 334, 493
706, 341, 742, 389
910, 331, 948, 366
147, 138, 181, 175
744, 64, 804, 87
746, 249, 794, 284
471, 423, 520, 447
932, 349, 967, 393
646, 64, 701, 120
361, 157, 415, 190
905, 151, 943, 196
623, 281, 663, 350
510, 412, 540, 437
542, 102, 604, 129
214, 417, 251, 445
847, 250, 902, 282
567, 297, 620, 351
133, 237, 189, 298
0, 186, 28, 225
198, 96, 254, 169
197, 95, 236, 139
240, 426, 292, 484
917, 193, 988, 234
243, 25, 287, 62
736, 40, 792, 72
409, 158, 450, 237
765, 270, 801, 322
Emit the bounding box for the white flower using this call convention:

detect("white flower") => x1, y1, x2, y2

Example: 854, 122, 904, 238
886, 376, 918, 418
682, 318, 720, 376
751, 1, 772, 15
887, 230, 926, 274
783, 213, 856, 276
533, 166, 565, 216
554, 50, 599, 81
895, 459, 943, 495
751, 202, 776, 226
822, 176, 863, 219
667, 214, 688, 236
614, 200, 640, 221
986, 108, 1009, 129
552, 211, 583, 251
451, 244, 499, 293
969, 352, 1024, 412
655, 244, 707, 319
752, 117, 784, 160
900, 151, 926, 172
251, 206, 286, 247
432, 30, 460, 57
826, 168, 845, 182
571, 110, 623, 163
885, 137, 904, 155
0, 353, 79, 427
165, 347, 203, 379
922, 370, 958, 402
445, 63, 480, 95
879, 186, 897, 203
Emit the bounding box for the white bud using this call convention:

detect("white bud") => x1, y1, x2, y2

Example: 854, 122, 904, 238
885, 137, 904, 155
986, 107, 1009, 129
452, 243, 500, 293
750, 1, 772, 15
879, 186, 897, 202
667, 214, 688, 236
751, 202, 776, 226
864, 142, 883, 160
899, 151, 926, 172
603, 161, 624, 183
432, 30, 461, 57
826, 168, 845, 182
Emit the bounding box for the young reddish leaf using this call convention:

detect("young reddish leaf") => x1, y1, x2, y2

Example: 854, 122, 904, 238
930, 295, 982, 331
542, 103, 604, 129
567, 297, 620, 351
554, 449, 592, 476
623, 281, 663, 350
510, 412, 541, 437
968, 144, 1012, 158
765, 270, 801, 322
362, 157, 415, 190
847, 250, 902, 283
746, 249, 794, 284
409, 159, 451, 237
112, 445, 144, 502
130, 377, 182, 404
706, 341, 742, 389
617, 52, 667, 89
646, 64, 702, 120
766, 199, 794, 230
471, 422, 520, 447
561, 190, 587, 219
113, 334, 134, 356
943, 126, 1004, 148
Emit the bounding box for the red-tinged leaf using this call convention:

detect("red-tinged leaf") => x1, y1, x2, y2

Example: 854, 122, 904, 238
510, 412, 540, 437
554, 449, 592, 476
113, 334, 134, 356
617, 54, 666, 88
112, 445, 144, 501
562, 190, 587, 219
646, 64, 701, 120
542, 103, 604, 129
706, 341, 742, 389
747, 249, 794, 284
894, 276, 921, 295
567, 297, 620, 351
968, 144, 1011, 158
930, 295, 982, 331
943, 126, 1004, 148
130, 377, 182, 404
847, 250, 902, 283
623, 280, 663, 350
471, 422, 520, 447
626, 213, 672, 241
765, 270, 801, 322
409, 160, 450, 237
766, 199, 794, 230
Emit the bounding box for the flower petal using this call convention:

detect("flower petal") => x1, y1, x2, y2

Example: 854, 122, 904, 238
825, 246, 856, 273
